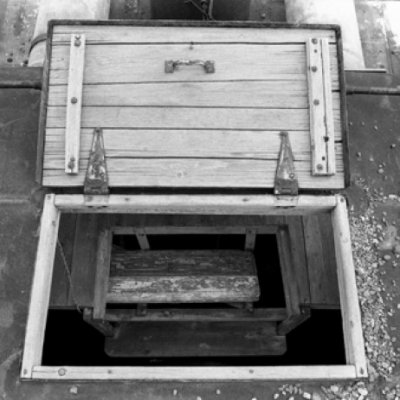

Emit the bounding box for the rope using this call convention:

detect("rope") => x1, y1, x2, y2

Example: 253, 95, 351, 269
57, 239, 82, 313
184, 0, 215, 20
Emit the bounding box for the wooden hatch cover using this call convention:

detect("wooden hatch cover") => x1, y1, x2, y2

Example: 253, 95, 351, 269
38, 21, 348, 191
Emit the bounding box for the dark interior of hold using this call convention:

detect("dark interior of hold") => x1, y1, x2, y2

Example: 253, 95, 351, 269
44, 232, 346, 366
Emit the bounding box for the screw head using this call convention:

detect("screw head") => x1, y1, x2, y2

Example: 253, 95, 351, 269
71, 97, 78, 104
311, 66, 318, 72
316, 164, 324, 171
58, 368, 66, 376
312, 38, 318, 44
314, 99, 320, 105
74, 39, 81, 47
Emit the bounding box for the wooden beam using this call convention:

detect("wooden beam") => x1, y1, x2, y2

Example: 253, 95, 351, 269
83, 308, 115, 337
65, 34, 85, 174
93, 228, 112, 319
31, 365, 358, 381
54, 194, 337, 215
332, 196, 368, 378
104, 308, 287, 322
21, 194, 60, 379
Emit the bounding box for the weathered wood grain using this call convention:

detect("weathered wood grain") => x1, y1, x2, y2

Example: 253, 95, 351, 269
303, 214, 340, 308
108, 249, 260, 303
111, 249, 257, 275
44, 129, 344, 156
48, 44, 339, 88
104, 321, 286, 357
52, 25, 336, 44
45, 106, 342, 135
64, 34, 85, 174
104, 307, 287, 322
43, 158, 345, 189
48, 81, 311, 108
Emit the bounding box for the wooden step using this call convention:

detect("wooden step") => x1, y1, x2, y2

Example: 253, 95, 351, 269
107, 250, 260, 303
105, 321, 286, 358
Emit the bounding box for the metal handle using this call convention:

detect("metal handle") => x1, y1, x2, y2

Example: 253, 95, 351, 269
165, 59, 215, 74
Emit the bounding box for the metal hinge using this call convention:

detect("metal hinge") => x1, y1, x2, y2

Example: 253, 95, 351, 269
274, 131, 299, 197
84, 127, 109, 195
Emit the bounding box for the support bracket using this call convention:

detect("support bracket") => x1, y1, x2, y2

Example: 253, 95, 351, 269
274, 131, 298, 196
84, 128, 109, 195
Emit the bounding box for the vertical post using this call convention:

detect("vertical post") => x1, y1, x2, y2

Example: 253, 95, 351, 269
21, 194, 60, 378
332, 195, 368, 378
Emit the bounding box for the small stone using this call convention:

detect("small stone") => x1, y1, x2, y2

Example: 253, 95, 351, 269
303, 393, 312, 400
378, 168, 385, 174
391, 144, 396, 149
384, 254, 392, 261
369, 156, 375, 162
358, 388, 368, 396
216, 389, 221, 395
273, 394, 279, 399
69, 386, 78, 395
356, 152, 362, 157
173, 389, 178, 396
330, 385, 339, 393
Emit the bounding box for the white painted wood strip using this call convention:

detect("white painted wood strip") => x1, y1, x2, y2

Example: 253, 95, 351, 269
322, 38, 336, 175
53, 194, 337, 215
52, 25, 337, 44
64, 34, 85, 174
332, 196, 368, 378
43, 158, 345, 189
44, 129, 344, 159
47, 81, 310, 108
20, 195, 60, 379
48, 44, 338, 88
47, 106, 315, 131
307, 38, 327, 175
31, 365, 357, 381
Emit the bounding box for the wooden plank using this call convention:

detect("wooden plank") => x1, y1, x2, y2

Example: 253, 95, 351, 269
21, 195, 60, 379
43, 158, 345, 189
83, 308, 115, 337
307, 38, 335, 176
48, 44, 339, 87
112, 225, 279, 235
104, 307, 287, 322
48, 106, 310, 130
93, 228, 112, 319
303, 214, 340, 308
64, 34, 85, 174
321, 39, 336, 175
52, 25, 337, 44
69, 215, 103, 307
48, 80, 311, 108
44, 128, 344, 157
104, 321, 286, 357
111, 249, 257, 275
53, 194, 338, 215
108, 250, 260, 303
31, 365, 358, 381
332, 196, 368, 378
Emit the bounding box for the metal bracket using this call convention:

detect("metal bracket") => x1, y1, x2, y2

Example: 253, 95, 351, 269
84, 127, 109, 195
274, 131, 298, 196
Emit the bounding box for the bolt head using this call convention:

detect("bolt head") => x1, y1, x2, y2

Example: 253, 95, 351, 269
312, 38, 318, 44
71, 97, 78, 104
58, 368, 66, 376
314, 99, 320, 105
74, 39, 81, 47
311, 66, 318, 72
316, 164, 324, 171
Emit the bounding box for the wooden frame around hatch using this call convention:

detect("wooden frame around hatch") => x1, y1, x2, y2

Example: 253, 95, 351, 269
21, 194, 367, 381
